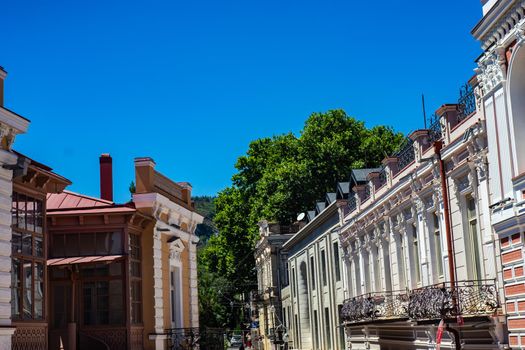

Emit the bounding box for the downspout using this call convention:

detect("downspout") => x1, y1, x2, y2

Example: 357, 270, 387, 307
435, 140, 461, 349
434, 141, 456, 288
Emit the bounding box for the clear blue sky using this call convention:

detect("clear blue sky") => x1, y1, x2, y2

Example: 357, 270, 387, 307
3, 0, 483, 201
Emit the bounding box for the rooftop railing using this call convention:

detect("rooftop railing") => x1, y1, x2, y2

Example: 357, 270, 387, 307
395, 137, 415, 171
341, 280, 498, 325
457, 83, 476, 124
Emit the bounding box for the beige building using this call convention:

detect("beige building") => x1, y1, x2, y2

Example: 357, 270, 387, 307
253, 222, 296, 350
133, 157, 204, 349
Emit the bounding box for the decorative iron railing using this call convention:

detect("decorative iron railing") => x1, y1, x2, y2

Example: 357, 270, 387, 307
340, 280, 498, 325
166, 327, 225, 350
348, 194, 357, 213
340, 290, 410, 324
428, 113, 442, 143
363, 184, 371, 202
408, 280, 499, 320
395, 137, 415, 170
377, 167, 387, 188
457, 83, 476, 124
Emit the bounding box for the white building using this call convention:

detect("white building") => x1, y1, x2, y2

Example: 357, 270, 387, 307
472, 0, 525, 348
338, 80, 507, 349
0, 67, 30, 350
281, 192, 348, 350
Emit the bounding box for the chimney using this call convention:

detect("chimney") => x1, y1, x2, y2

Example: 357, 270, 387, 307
99, 154, 113, 201
0, 67, 7, 106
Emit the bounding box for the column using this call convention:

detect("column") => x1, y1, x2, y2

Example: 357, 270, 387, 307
0, 150, 16, 350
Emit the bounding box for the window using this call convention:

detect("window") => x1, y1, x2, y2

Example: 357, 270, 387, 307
170, 268, 182, 327
310, 256, 316, 290
466, 195, 482, 280
292, 268, 296, 297
398, 234, 407, 289
433, 213, 444, 277
130, 233, 142, 324
333, 242, 341, 282
321, 250, 327, 286
80, 262, 124, 325
11, 192, 45, 320
313, 310, 319, 349
324, 307, 331, 349
412, 224, 421, 285
374, 245, 381, 292
51, 231, 123, 257
338, 304, 345, 348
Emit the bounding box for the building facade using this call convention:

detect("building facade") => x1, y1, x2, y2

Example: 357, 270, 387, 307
338, 78, 509, 349
472, 0, 525, 348
253, 221, 297, 350
0, 66, 30, 349
281, 193, 348, 350
45, 154, 203, 350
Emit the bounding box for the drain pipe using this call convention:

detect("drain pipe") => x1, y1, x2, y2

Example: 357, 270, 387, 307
435, 141, 461, 349
434, 140, 456, 288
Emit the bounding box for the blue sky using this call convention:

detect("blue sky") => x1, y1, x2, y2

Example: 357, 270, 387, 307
3, 0, 483, 201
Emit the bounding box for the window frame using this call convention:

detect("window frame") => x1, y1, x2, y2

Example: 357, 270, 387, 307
11, 191, 46, 321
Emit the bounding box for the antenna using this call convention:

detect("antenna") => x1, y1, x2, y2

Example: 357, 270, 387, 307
296, 213, 306, 222
422, 94, 427, 129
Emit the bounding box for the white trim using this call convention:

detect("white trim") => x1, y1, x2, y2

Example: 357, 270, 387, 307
0, 107, 29, 133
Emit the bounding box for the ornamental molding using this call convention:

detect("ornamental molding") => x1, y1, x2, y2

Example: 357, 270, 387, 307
476, 50, 506, 95
0, 124, 16, 150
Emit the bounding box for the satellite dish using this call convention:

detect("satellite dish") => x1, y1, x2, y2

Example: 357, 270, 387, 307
296, 213, 306, 221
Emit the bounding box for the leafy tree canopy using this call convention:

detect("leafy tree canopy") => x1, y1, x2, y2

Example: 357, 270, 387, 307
198, 109, 404, 327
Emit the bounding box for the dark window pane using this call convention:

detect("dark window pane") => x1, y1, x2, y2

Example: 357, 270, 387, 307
109, 232, 122, 254
17, 194, 26, 229
11, 258, 21, 318
52, 235, 65, 257
12, 231, 21, 254
96, 233, 108, 255
26, 199, 35, 232
34, 262, 44, 319
22, 233, 32, 256
35, 200, 43, 233
79, 234, 96, 256
23, 260, 33, 319
35, 235, 44, 258
65, 234, 79, 257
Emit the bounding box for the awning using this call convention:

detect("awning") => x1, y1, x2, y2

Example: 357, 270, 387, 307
47, 255, 124, 266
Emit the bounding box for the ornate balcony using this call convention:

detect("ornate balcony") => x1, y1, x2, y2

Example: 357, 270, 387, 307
408, 280, 499, 320
340, 290, 410, 324
341, 280, 499, 326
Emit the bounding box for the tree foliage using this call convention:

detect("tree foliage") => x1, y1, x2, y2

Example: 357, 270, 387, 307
198, 109, 404, 327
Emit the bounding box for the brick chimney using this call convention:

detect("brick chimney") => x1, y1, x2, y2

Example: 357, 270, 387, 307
0, 67, 7, 106
99, 154, 113, 201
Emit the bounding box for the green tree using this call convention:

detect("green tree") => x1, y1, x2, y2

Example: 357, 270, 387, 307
198, 109, 404, 328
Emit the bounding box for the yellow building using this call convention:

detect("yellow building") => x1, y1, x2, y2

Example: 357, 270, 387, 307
133, 157, 203, 350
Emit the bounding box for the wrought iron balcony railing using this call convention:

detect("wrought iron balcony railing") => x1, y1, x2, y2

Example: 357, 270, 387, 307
340, 290, 409, 324
165, 327, 225, 350
408, 280, 499, 320
395, 137, 415, 170
340, 280, 499, 325
457, 83, 476, 124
